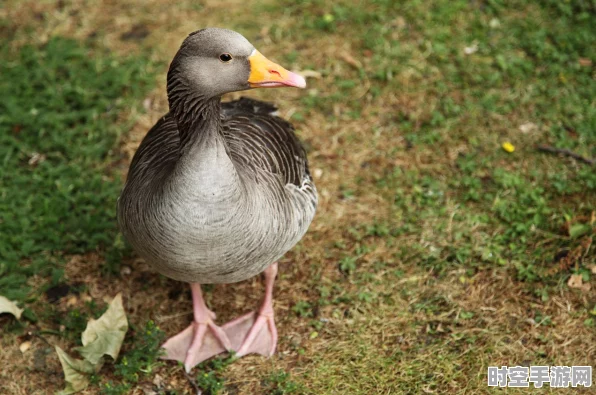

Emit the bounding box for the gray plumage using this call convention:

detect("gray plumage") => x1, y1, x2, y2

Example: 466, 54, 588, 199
117, 29, 317, 284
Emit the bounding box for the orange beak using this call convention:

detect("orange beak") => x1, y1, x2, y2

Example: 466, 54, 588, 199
248, 50, 306, 89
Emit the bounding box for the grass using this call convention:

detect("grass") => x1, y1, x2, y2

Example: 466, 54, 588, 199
94, 320, 165, 394
0, 36, 155, 301
1, 0, 595, 394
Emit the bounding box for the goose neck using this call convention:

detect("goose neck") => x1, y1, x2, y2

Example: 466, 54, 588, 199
173, 96, 222, 152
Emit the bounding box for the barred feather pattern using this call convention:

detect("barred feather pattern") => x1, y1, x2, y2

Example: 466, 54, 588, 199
117, 97, 317, 284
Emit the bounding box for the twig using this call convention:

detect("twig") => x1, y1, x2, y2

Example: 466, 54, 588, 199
30, 331, 53, 347
155, 310, 193, 322
183, 369, 201, 395
537, 145, 595, 165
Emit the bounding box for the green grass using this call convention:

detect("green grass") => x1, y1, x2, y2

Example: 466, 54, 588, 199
278, 0, 596, 280
0, 37, 155, 301
262, 0, 595, 392
95, 320, 165, 394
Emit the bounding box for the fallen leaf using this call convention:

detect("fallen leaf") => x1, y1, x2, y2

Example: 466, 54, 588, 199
28, 152, 46, 166
120, 265, 132, 276
55, 346, 100, 395
589, 265, 596, 275
464, 42, 478, 55
66, 295, 79, 307
0, 295, 23, 319
519, 122, 537, 134
77, 293, 128, 365
153, 374, 164, 388
141, 386, 158, 395
55, 293, 128, 394
19, 341, 31, 353
568, 274, 591, 292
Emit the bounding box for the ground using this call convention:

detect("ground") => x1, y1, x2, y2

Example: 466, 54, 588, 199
1, 0, 595, 394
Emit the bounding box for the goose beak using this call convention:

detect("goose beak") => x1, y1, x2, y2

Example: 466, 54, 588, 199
248, 50, 306, 89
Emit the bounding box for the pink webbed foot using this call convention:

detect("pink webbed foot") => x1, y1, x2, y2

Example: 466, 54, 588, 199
161, 320, 232, 372
161, 284, 232, 372
223, 310, 278, 357
223, 263, 279, 358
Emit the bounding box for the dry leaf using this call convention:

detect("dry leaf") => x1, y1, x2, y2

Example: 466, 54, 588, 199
19, 341, 31, 353
567, 274, 591, 292
76, 293, 128, 365
153, 374, 164, 388
464, 42, 478, 55
519, 122, 537, 134
56, 293, 128, 394
55, 346, 100, 394
141, 386, 158, 395
0, 295, 23, 319
28, 152, 46, 166
589, 265, 596, 275
66, 295, 79, 307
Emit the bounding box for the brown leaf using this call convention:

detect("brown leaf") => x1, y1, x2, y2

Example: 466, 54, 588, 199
19, 341, 31, 353
567, 274, 591, 292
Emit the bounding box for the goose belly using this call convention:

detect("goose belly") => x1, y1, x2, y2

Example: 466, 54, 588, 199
124, 191, 312, 284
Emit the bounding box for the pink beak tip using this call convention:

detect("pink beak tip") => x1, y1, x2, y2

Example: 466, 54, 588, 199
289, 72, 307, 89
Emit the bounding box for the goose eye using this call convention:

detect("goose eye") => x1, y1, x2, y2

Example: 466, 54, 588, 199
219, 53, 233, 62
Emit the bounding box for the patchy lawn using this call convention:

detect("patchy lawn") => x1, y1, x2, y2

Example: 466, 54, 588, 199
1, 0, 595, 394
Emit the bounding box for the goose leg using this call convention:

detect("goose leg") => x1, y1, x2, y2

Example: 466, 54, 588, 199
161, 283, 232, 372
223, 262, 278, 358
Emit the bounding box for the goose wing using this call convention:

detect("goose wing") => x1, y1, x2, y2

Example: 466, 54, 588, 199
125, 115, 179, 184
221, 97, 313, 190
126, 97, 314, 194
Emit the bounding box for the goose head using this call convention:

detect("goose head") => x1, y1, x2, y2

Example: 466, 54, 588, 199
167, 28, 306, 104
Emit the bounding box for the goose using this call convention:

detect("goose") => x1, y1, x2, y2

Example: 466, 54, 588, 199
117, 28, 317, 372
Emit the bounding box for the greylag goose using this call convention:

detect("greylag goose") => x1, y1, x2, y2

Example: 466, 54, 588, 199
117, 28, 317, 371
